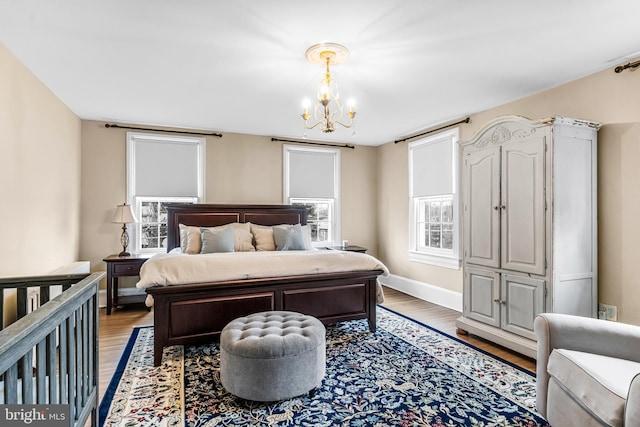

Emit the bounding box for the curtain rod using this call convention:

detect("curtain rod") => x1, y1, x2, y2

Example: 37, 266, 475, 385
615, 59, 640, 73
271, 137, 355, 149
105, 123, 223, 137
394, 117, 470, 144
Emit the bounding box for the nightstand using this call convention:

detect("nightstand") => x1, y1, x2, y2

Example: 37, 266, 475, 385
326, 245, 368, 253
103, 254, 153, 314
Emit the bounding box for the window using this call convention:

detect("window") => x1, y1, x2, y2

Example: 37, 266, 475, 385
289, 198, 334, 244
126, 133, 205, 253
283, 145, 340, 245
416, 195, 454, 251
136, 197, 197, 250
408, 129, 460, 268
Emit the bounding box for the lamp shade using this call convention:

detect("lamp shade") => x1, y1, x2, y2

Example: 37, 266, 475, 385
111, 204, 137, 224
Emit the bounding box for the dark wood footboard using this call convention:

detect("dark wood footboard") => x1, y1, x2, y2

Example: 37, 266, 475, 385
146, 270, 382, 366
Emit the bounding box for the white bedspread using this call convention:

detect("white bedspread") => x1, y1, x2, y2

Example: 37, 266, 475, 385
136, 250, 388, 305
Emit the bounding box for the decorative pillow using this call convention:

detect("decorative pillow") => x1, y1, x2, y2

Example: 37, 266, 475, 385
179, 224, 201, 254
273, 224, 306, 251
203, 223, 255, 252
181, 223, 255, 253
233, 228, 255, 251
250, 223, 276, 251
200, 226, 235, 253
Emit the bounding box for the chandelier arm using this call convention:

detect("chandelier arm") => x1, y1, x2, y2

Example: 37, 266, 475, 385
332, 118, 355, 129
303, 119, 324, 130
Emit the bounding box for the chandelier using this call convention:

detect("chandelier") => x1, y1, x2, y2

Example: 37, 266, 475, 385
301, 43, 356, 133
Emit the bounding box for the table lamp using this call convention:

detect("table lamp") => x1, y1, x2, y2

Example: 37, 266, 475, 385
111, 204, 137, 257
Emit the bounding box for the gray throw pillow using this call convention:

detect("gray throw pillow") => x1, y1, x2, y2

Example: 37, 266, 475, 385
273, 224, 306, 251
200, 226, 235, 253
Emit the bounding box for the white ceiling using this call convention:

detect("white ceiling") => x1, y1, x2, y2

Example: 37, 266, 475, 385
2, 1, 640, 146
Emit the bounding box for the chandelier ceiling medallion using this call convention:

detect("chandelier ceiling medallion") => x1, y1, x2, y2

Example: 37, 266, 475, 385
301, 42, 356, 134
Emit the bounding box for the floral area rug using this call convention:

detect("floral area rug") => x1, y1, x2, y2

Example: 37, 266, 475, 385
100, 306, 549, 426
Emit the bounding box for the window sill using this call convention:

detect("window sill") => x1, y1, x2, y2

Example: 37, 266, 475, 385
408, 251, 461, 270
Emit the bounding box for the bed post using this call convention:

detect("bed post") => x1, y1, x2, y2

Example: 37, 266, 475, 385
368, 278, 378, 333
152, 295, 169, 366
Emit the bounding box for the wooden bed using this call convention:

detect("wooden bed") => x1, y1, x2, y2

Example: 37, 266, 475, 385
145, 204, 383, 366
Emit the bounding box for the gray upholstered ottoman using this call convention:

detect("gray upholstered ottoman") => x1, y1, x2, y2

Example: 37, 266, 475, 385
220, 311, 326, 402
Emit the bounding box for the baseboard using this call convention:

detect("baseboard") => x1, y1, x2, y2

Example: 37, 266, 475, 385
378, 274, 463, 312
98, 287, 145, 309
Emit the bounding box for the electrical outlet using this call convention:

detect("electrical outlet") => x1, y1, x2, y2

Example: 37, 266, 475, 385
598, 303, 618, 321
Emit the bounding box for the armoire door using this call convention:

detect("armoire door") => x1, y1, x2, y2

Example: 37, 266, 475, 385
500, 273, 545, 340
464, 147, 501, 268
501, 136, 546, 275
464, 267, 500, 327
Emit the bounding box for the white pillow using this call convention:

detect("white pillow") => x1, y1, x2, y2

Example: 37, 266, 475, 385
273, 224, 306, 251
300, 224, 315, 250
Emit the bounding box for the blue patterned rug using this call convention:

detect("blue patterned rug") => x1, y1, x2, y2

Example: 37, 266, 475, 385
100, 306, 549, 426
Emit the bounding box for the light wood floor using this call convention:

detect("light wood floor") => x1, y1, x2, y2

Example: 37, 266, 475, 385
97, 286, 536, 402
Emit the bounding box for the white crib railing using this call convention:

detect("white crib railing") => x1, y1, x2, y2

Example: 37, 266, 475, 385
0, 272, 103, 427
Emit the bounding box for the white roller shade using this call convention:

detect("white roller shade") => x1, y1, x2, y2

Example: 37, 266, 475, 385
410, 135, 453, 197
288, 149, 336, 198
128, 134, 204, 198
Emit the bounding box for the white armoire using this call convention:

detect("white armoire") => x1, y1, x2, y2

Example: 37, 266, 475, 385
455, 115, 599, 358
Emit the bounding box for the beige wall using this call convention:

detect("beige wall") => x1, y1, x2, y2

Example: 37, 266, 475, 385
7, 39, 639, 324
80, 122, 379, 289
0, 44, 81, 277
377, 66, 640, 324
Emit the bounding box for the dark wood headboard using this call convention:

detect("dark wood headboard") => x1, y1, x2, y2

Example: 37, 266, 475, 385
166, 204, 308, 251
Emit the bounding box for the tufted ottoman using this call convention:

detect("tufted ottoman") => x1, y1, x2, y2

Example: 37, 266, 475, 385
220, 311, 326, 402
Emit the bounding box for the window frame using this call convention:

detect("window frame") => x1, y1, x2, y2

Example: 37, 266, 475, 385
408, 128, 461, 269
126, 132, 205, 254
283, 145, 341, 246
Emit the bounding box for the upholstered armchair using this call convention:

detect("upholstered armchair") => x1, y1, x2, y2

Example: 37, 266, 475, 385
534, 313, 640, 426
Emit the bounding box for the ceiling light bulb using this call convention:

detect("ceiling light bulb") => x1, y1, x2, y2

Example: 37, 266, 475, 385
319, 84, 330, 97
